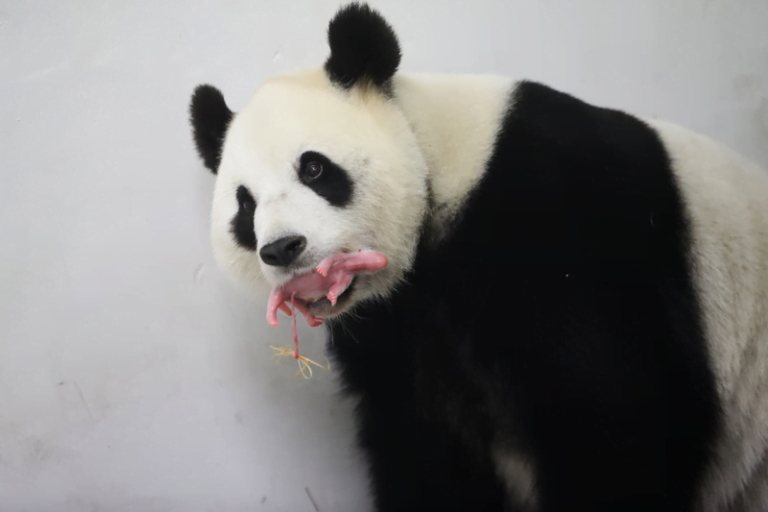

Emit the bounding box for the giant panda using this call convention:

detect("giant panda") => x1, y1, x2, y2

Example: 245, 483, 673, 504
189, 4, 768, 511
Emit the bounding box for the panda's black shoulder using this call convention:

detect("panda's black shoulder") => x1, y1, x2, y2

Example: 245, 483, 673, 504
486, 79, 673, 212
439, 78, 684, 272
501, 79, 667, 172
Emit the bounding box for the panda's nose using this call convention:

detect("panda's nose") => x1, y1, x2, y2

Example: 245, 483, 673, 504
259, 235, 307, 267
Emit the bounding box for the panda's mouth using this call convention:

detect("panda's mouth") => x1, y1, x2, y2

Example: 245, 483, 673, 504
303, 279, 355, 315
266, 250, 388, 327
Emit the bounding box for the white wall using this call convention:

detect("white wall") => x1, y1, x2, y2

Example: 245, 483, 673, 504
1, 1, 767, 511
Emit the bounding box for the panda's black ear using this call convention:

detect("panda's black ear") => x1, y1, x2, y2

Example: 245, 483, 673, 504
325, 3, 401, 91
189, 84, 233, 174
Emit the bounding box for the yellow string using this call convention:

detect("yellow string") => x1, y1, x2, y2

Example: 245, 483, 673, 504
269, 346, 330, 379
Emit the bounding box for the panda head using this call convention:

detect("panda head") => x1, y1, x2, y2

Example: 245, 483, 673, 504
189, 3, 428, 320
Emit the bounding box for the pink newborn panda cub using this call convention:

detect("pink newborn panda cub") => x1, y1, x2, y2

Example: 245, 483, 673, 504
266, 249, 388, 328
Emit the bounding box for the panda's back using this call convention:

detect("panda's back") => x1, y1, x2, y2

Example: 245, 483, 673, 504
651, 119, 768, 511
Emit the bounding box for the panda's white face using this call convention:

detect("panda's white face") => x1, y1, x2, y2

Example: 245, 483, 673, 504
210, 68, 428, 318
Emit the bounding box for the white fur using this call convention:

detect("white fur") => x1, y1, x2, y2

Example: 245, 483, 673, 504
649, 120, 768, 512
392, 73, 513, 238
493, 446, 538, 509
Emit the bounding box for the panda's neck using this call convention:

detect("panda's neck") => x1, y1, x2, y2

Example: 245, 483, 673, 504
392, 73, 514, 228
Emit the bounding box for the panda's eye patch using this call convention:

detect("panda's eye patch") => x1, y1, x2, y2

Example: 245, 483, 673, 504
298, 151, 354, 208
231, 185, 257, 250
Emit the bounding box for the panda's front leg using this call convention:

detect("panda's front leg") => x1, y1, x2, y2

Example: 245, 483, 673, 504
353, 394, 508, 512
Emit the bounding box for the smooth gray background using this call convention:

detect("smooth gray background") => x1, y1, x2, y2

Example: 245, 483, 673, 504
1, 1, 767, 511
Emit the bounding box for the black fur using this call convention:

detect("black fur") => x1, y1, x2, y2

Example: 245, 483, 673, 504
325, 3, 401, 91
189, 84, 233, 173
329, 81, 721, 512
299, 151, 355, 207
231, 185, 256, 250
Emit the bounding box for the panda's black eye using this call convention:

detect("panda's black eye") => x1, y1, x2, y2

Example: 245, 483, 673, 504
236, 185, 256, 212
305, 161, 323, 180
